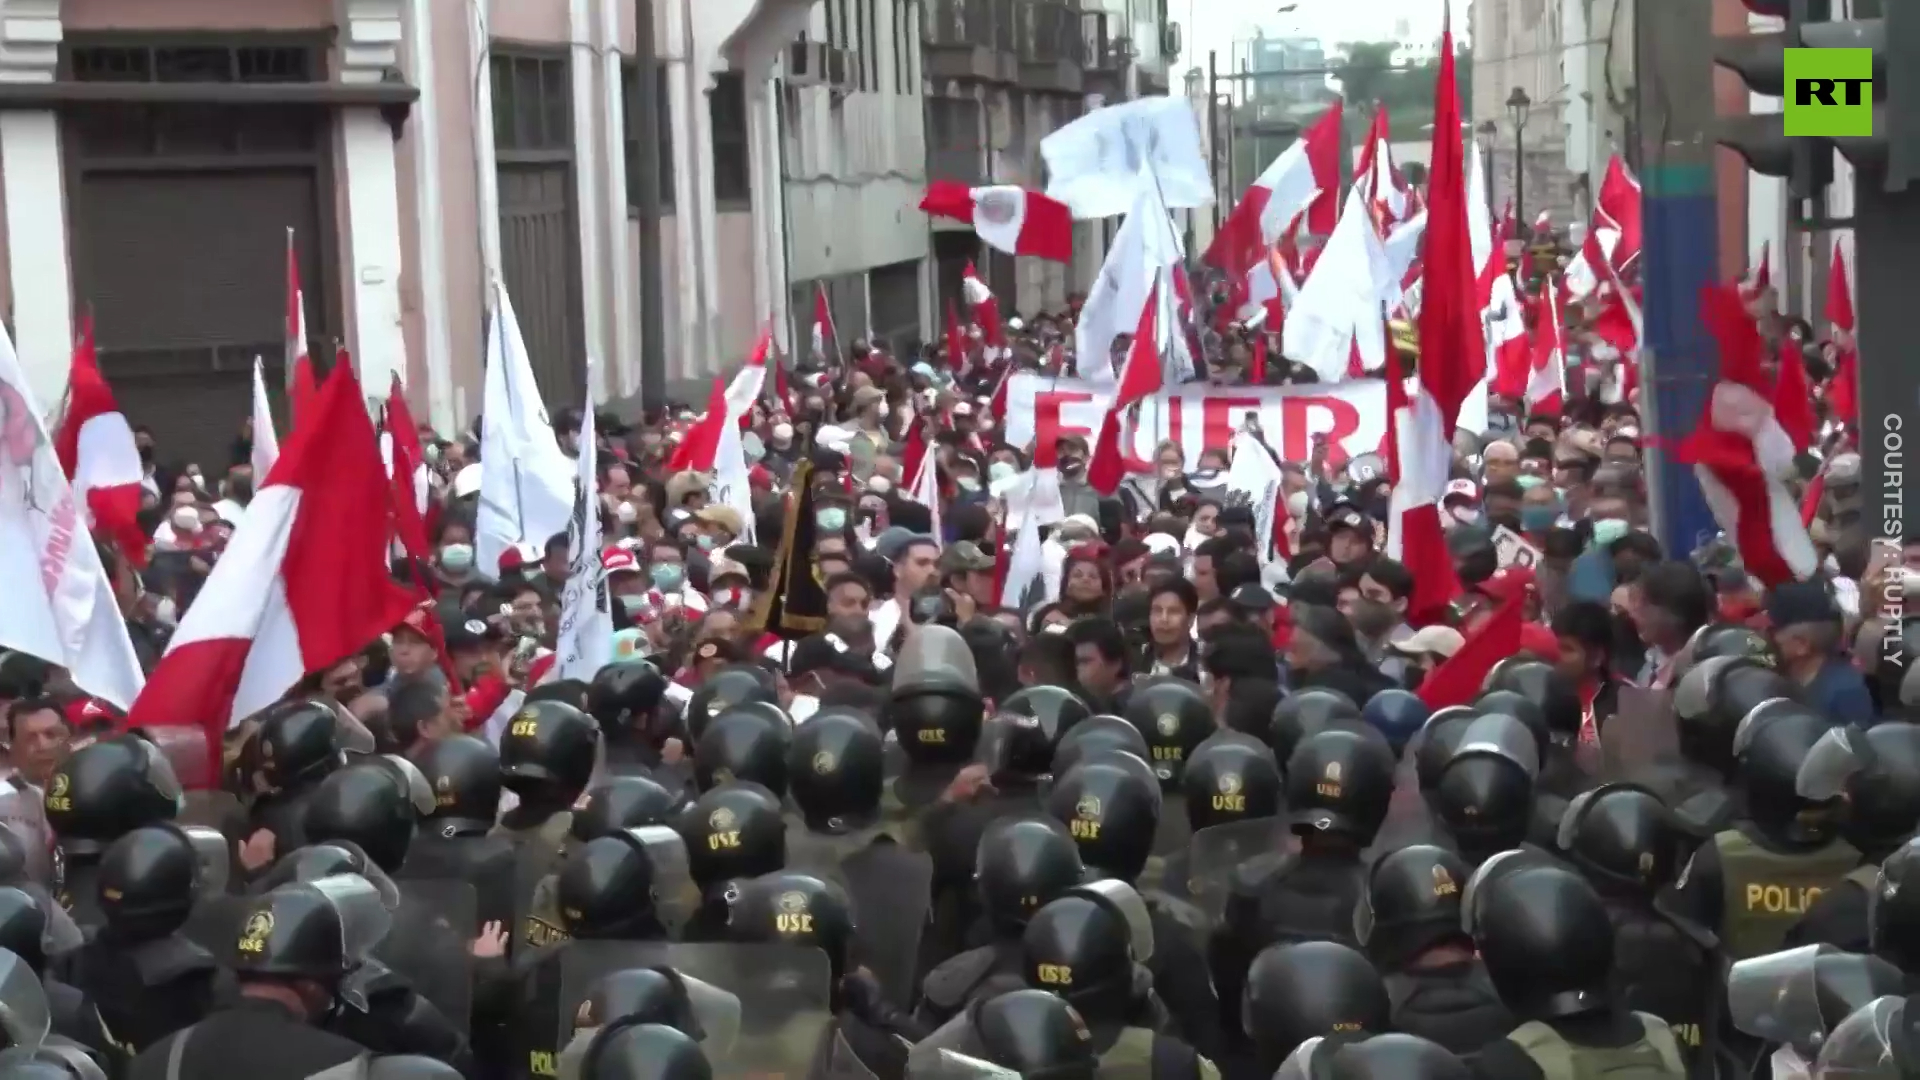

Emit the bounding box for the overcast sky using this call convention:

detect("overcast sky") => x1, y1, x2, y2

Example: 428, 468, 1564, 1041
1173, 0, 1462, 74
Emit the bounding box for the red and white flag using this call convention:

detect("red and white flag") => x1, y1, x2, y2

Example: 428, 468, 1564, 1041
53, 319, 148, 568
1596, 156, 1643, 270
124, 363, 419, 779
1678, 284, 1818, 588
1387, 10, 1474, 625
286, 229, 319, 426
250, 356, 280, 481
919, 182, 1074, 262
809, 284, 838, 360
1087, 276, 1168, 495
1825, 240, 1859, 428
1204, 100, 1343, 278
381, 375, 433, 563
1524, 288, 1568, 415
962, 262, 1004, 347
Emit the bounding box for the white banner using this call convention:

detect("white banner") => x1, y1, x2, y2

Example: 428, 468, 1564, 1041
554, 362, 612, 682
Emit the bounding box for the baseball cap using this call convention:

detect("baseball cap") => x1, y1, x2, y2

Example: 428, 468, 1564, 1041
1443, 479, 1480, 504
1228, 583, 1277, 614
1388, 625, 1466, 659
452, 464, 483, 498
695, 506, 745, 537
939, 541, 996, 574
1325, 501, 1370, 534
602, 547, 642, 576
1766, 580, 1841, 629
787, 633, 882, 683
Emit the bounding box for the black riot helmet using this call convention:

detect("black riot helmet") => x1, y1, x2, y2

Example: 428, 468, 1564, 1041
1469, 691, 1548, 753
1051, 716, 1150, 777
364, 1058, 465, 1080
1361, 689, 1433, 757
1466, 859, 1614, 1020
1355, 844, 1472, 971
1242, 941, 1390, 1070
0, 890, 47, 972
557, 827, 688, 940
1283, 728, 1395, 845
1121, 678, 1213, 788
1431, 719, 1538, 861
1270, 689, 1362, 774
682, 665, 778, 743
1870, 838, 1920, 973
44, 734, 181, 848
498, 699, 602, 802
228, 873, 391, 984
785, 711, 885, 830
1413, 708, 1479, 798
973, 989, 1099, 1080
674, 782, 786, 889
983, 687, 1093, 781
1872, 617, 1920, 717
574, 1023, 713, 1080
1022, 893, 1137, 1022
885, 624, 986, 764
1044, 759, 1161, 883
572, 776, 687, 843
1843, 723, 1920, 856
1677, 623, 1776, 683
303, 755, 434, 874
693, 707, 793, 797
1553, 784, 1681, 898
409, 733, 500, 828
97, 823, 225, 940
1480, 660, 1582, 741
1676, 656, 1797, 775
727, 872, 856, 980
1326, 1034, 1470, 1080
1180, 732, 1282, 832
588, 659, 671, 735
1733, 701, 1848, 844
248, 700, 345, 793
572, 966, 711, 1040
976, 817, 1087, 934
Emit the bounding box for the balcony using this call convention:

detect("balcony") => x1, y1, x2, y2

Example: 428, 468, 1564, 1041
924, 0, 1019, 85
1019, 1, 1084, 95
1080, 9, 1127, 100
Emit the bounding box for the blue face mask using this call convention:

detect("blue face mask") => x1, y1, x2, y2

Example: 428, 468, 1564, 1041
1590, 518, 1632, 547
1520, 505, 1560, 533
1514, 475, 1546, 492
650, 563, 685, 590
817, 508, 848, 532
695, 534, 717, 551
988, 462, 1017, 484
439, 543, 474, 573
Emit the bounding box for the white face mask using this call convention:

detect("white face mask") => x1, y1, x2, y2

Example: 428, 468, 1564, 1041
1286, 491, 1311, 519
153, 597, 179, 627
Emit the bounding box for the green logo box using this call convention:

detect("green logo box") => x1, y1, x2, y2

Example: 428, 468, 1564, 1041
1784, 48, 1874, 136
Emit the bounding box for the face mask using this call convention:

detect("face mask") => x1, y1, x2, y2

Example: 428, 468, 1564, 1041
619, 593, 650, 618
957, 476, 981, 493
711, 585, 749, 608
989, 462, 1017, 484
695, 534, 716, 551
439, 543, 475, 573
772, 422, 794, 444
876, 403, 891, 420
615, 501, 638, 524
153, 597, 178, 628
1286, 491, 1311, 518
1515, 474, 1545, 491
816, 508, 848, 532
742, 432, 765, 462
1449, 504, 1481, 526
650, 563, 685, 590
1059, 458, 1086, 475
1590, 518, 1632, 547
170, 509, 199, 532
1520, 505, 1560, 532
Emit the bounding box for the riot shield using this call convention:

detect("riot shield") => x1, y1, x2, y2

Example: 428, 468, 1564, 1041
176, 825, 232, 896
1186, 819, 1286, 923
1365, 736, 1435, 860
1813, 996, 1902, 1078
905, 1016, 986, 1079
178, 790, 242, 830
788, 839, 933, 1011
560, 942, 832, 1079
557, 966, 743, 1077
1600, 688, 1680, 778
906, 1049, 1017, 1080
0, 948, 49, 1051
1072, 879, 1153, 964
1273, 1035, 1323, 1080
377, 879, 477, 1035
1725, 945, 1830, 1050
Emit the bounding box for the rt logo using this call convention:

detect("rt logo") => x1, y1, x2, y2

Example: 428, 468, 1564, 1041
1784, 48, 1874, 136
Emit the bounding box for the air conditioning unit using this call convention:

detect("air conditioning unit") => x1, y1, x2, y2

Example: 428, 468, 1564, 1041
1109, 35, 1136, 62
827, 47, 859, 93
787, 40, 828, 85
1162, 23, 1182, 59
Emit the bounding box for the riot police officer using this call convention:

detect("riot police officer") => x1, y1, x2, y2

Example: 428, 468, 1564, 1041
1355, 845, 1510, 1057
240, 700, 350, 859
43, 735, 183, 929
1666, 702, 1859, 962
1121, 678, 1214, 816
1241, 941, 1390, 1075
1021, 885, 1217, 1080
693, 705, 793, 797
882, 625, 986, 837
682, 664, 779, 744
587, 659, 682, 785
1476, 661, 1584, 799
1317, 1034, 1469, 1080
303, 756, 435, 875
1361, 690, 1431, 758
1552, 784, 1710, 1061
1465, 859, 1686, 1079
1210, 728, 1394, 1048
1169, 733, 1281, 904
1428, 715, 1541, 868
573, 777, 686, 841
0, 888, 110, 1061
56, 824, 227, 1052
1869, 837, 1920, 977
1267, 691, 1361, 779
400, 734, 518, 934
1659, 655, 1795, 844
917, 817, 1085, 1028
673, 783, 787, 941
560, 1023, 713, 1080
495, 700, 602, 948
971, 990, 1100, 1080
126, 876, 391, 1080
1788, 721, 1920, 952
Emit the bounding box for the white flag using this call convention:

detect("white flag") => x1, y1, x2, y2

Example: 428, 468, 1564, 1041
1075, 170, 1186, 383
1040, 97, 1214, 220
554, 364, 613, 681
476, 280, 575, 581
0, 325, 145, 710
251, 356, 280, 480
1224, 432, 1285, 568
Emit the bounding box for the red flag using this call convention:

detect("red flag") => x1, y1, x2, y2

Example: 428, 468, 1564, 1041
1826, 242, 1855, 332
384, 375, 433, 564
52, 319, 149, 568
1088, 278, 1165, 495
944, 300, 967, 375
1771, 340, 1817, 452
286, 230, 318, 426
1249, 332, 1268, 384
1828, 351, 1859, 428
919, 182, 1074, 262
1418, 593, 1525, 709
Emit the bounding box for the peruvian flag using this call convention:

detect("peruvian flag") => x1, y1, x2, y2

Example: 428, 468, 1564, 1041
919, 182, 1074, 262
123, 361, 419, 781
944, 300, 968, 374
809, 284, 838, 360
671, 329, 772, 474
1742, 240, 1773, 303
1678, 284, 1819, 588
1596, 156, 1643, 270
1087, 275, 1168, 495
250, 357, 280, 480
1386, 11, 1473, 625
286, 229, 319, 426
962, 262, 1004, 347
1524, 288, 1568, 415
52, 319, 148, 568
900, 421, 942, 540
381, 375, 433, 563
1204, 100, 1344, 278
1354, 107, 1410, 230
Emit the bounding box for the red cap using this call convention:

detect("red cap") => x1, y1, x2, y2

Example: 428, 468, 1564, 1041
1477, 567, 1537, 604
497, 547, 528, 573
602, 547, 641, 575
1518, 622, 1560, 659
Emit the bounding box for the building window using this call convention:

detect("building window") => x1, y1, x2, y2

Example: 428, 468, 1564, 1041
711, 72, 751, 206
622, 62, 675, 211
491, 52, 571, 154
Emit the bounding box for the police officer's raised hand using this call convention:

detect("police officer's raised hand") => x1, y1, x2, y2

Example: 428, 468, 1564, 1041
470, 920, 508, 958
661, 737, 686, 765
941, 763, 995, 804
239, 828, 276, 872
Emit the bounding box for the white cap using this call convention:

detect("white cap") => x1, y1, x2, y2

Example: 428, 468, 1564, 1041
867, 476, 893, 495
453, 463, 483, 498
1007, 317, 1026, 331
772, 422, 795, 441
1143, 533, 1182, 556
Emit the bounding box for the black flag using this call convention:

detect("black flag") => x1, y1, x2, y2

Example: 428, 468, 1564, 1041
749, 461, 829, 638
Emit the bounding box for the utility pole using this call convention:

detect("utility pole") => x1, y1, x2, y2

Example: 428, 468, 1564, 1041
1635, 0, 1721, 557
634, 0, 667, 412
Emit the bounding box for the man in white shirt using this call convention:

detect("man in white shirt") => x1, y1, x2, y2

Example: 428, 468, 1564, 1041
870, 535, 941, 651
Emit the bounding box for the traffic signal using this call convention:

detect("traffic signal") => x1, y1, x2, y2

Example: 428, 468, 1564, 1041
1713, 5, 1835, 202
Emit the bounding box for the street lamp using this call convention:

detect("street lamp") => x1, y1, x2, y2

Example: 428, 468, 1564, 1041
1476, 120, 1498, 216
1506, 86, 1531, 237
